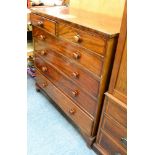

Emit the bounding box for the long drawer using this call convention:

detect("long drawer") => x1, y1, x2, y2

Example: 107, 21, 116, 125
35, 57, 97, 117
36, 70, 94, 136
31, 13, 57, 36
58, 23, 106, 56
33, 26, 104, 76
34, 49, 100, 98
101, 115, 127, 150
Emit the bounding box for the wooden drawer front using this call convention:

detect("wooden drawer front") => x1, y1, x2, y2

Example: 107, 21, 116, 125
31, 13, 57, 35
59, 24, 106, 55
98, 131, 126, 155
101, 116, 127, 149
36, 70, 94, 136
35, 57, 97, 117
35, 50, 100, 98
104, 96, 127, 127
33, 27, 103, 76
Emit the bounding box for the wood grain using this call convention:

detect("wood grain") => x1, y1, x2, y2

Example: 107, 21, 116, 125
33, 26, 104, 77
36, 70, 94, 136
101, 115, 127, 149
98, 131, 126, 155
35, 57, 97, 117
94, 2, 127, 154
31, 3, 122, 146
31, 13, 57, 35
91, 37, 118, 136
108, 1, 127, 104
34, 50, 100, 98
104, 94, 127, 127
59, 23, 106, 55
30, 6, 122, 37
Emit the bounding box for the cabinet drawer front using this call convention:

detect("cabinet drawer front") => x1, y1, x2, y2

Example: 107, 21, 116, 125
104, 95, 127, 127
35, 57, 97, 117
31, 13, 57, 35
101, 116, 127, 149
33, 26, 103, 76
36, 70, 94, 136
98, 131, 126, 155
59, 23, 106, 55
35, 50, 100, 98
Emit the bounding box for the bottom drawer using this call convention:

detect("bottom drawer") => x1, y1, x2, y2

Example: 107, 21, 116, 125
98, 131, 126, 155
101, 115, 127, 149
36, 70, 94, 136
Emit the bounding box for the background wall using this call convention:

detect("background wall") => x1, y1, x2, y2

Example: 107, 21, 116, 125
70, 0, 125, 18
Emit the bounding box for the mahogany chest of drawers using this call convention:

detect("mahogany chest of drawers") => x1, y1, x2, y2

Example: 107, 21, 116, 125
94, 3, 127, 154
30, 6, 121, 146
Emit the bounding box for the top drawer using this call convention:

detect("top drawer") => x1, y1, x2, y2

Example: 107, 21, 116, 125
101, 115, 127, 149
58, 23, 106, 56
30, 13, 57, 36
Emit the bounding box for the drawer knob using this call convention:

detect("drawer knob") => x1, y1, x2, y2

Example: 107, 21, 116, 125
71, 90, 79, 97
42, 82, 47, 88
73, 34, 81, 43
69, 108, 76, 115
42, 66, 48, 72
121, 137, 127, 147
39, 35, 45, 40
73, 52, 81, 59
71, 72, 79, 78
40, 50, 47, 56
37, 21, 43, 26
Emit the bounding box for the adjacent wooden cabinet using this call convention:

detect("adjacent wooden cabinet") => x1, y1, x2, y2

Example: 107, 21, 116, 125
94, 2, 127, 154
30, 6, 122, 146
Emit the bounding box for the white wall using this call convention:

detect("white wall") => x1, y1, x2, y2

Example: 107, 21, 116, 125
70, 0, 125, 18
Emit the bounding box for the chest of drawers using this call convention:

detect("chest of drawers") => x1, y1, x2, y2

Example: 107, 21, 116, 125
30, 6, 121, 146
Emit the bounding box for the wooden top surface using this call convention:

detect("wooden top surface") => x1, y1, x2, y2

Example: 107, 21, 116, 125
31, 6, 122, 37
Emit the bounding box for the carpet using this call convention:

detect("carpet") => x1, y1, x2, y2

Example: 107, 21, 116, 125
27, 75, 97, 155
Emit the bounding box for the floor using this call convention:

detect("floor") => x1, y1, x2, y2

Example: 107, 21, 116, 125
27, 75, 97, 155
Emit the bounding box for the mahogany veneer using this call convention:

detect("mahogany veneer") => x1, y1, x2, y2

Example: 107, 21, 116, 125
30, 6, 121, 146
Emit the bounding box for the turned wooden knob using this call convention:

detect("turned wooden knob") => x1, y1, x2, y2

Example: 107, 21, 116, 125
73, 34, 81, 43
71, 72, 79, 78
71, 90, 79, 97
37, 21, 43, 26
42, 82, 47, 88
73, 52, 81, 59
42, 66, 47, 72
39, 35, 45, 40
40, 50, 47, 56
69, 108, 76, 115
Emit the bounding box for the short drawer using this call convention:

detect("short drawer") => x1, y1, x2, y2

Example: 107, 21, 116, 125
33, 26, 104, 76
36, 70, 94, 136
98, 131, 126, 155
31, 13, 57, 35
34, 49, 100, 98
101, 115, 127, 149
58, 23, 106, 56
35, 57, 97, 117
104, 95, 127, 127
